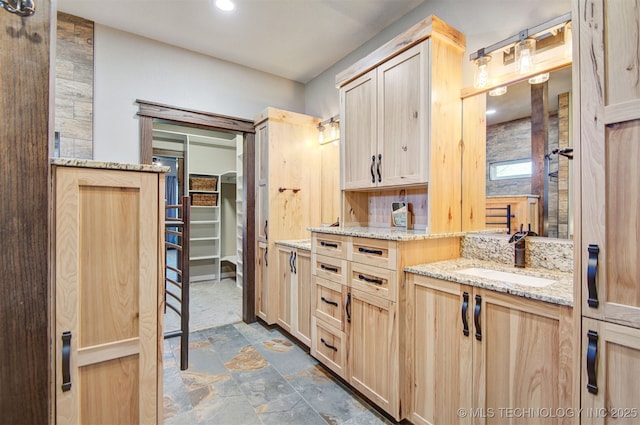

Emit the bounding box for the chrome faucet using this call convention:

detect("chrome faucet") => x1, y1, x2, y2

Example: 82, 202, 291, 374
508, 224, 536, 268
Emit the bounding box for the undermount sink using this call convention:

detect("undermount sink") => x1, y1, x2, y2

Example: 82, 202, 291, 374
456, 267, 556, 288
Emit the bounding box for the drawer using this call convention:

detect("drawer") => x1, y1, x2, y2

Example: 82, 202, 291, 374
313, 276, 345, 330
312, 253, 348, 285
349, 262, 397, 302
349, 237, 397, 270
313, 233, 346, 259
310, 317, 346, 379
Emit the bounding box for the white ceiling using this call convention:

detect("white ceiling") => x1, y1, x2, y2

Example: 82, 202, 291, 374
57, 0, 424, 83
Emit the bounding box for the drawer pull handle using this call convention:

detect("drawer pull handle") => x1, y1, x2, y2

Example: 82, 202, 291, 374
586, 329, 599, 394
346, 292, 351, 323
320, 338, 338, 352
321, 296, 338, 307
320, 264, 338, 273
358, 274, 383, 285
293, 251, 297, 274
61, 331, 72, 392
358, 247, 383, 256
461, 292, 469, 337
320, 241, 338, 248
587, 244, 600, 308
370, 155, 376, 183
474, 295, 482, 341
377, 154, 382, 183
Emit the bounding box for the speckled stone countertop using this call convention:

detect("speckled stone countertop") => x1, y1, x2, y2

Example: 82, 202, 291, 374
51, 158, 170, 173
308, 226, 465, 241
405, 258, 573, 306
274, 239, 311, 251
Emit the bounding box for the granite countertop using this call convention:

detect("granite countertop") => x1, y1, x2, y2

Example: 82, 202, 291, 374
51, 158, 170, 173
274, 239, 311, 251
405, 258, 573, 306
308, 226, 466, 241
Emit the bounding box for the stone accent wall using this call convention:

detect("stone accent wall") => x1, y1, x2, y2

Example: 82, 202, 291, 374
557, 92, 570, 238
55, 12, 93, 159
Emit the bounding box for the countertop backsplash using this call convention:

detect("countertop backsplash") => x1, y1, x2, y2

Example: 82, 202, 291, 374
461, 233, 573, 273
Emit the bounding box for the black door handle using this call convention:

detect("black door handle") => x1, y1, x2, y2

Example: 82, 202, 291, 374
264, 220, 268, 240
320, 241, 338, 248
264, 247, 268, 267
586, 330, 599, 394
587, 244, 600, 308
474, 295, 482, 341
357, 274, 383, 285
320, 338, 338, 352
293, 251, 297, 274
346, 292, 351, 323
289, 251, 294, 273
320, 264, 338, 273
358, 247, 383, 255
462, 292, 469, 337
62, 331, 72, 392
321, 296, 338, 307
377, 154, 382, 182
370, 155, 376, 183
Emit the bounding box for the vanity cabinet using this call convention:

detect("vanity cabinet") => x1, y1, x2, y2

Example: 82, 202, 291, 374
276, 244, 312, 346
577, 0, 640, 419
254, 108, 321, 324
53, 165, 165, 424
408, 273, 574, 425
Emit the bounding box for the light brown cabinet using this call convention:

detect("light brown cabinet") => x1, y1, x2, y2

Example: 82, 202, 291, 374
276, 245, 312, 347
408, 273, 575, 425
53, 165, 165, 424
254, 108, 321, 324
577, 0, 640, 419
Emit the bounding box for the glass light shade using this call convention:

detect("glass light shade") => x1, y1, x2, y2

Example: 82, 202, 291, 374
318, 125, 324, 144
515, 38, 536, 74
215, 0, 235, 11
528, 72, 550, 84
473, 55, 492, 89
488, 86, 507, 96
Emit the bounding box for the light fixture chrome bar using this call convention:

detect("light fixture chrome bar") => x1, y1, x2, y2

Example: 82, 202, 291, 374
319, 114, 340, 127
469, 12, 571, 61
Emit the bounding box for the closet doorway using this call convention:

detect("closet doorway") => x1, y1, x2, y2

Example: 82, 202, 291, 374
137, 100, 256, 325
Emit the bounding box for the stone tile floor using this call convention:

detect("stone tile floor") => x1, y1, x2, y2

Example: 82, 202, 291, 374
163, 321, 397, 425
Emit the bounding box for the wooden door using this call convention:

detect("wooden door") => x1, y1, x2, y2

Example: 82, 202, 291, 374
473, 290, 571, 425
55, 167, 160, 424
276, 247, 293, 332
581, 318, 640, 425
347, 288, 398, 418
255, 122, 269, 241
580, 0, 640, 328
377, 42, 429, 187
409, 275, 472, 425
294, 250, 312, 347
256, 241, 268, 321
340, 70, 377, 190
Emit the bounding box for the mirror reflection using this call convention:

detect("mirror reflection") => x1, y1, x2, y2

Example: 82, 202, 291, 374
484, 66, 573, 239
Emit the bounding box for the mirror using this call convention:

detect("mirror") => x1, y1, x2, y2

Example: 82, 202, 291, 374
483, 66, 573, 239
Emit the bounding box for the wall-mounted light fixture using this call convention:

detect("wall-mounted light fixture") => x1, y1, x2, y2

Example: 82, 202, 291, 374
318, 115, 340, 145
469, 12, 571, 81
488, 86, 507, 97
0, 0, 35, 16
473, 50, 491, 89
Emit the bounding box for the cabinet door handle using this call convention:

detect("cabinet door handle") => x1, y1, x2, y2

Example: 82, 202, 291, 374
320, 241, 338, 248
586, 330, 599, 394
320, 338, 338, 352
587, 244, 600, 308
293, 251, 297, 274
264, 220, 268, 240
461, 292, 470, 337
289, 252, 294, 273
346, 292, 351, 323
265, 247, 268, 267
370, 155, 376, 183
61, 331, 72, 392
357, 274, 383, 285
358, 247, 383, 256
321, 296, 338, 307
377, 154, 382, 182
320, 264, 338, 273
474, 295, 482, 341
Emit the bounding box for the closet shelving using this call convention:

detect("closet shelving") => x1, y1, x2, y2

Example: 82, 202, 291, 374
188, 172, 221, 282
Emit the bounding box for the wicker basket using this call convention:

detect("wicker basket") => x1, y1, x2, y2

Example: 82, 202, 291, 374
189, 176, 218, 192
191, 193, 218, 206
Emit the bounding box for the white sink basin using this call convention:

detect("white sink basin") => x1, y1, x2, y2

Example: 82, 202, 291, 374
456, 267, 556, 288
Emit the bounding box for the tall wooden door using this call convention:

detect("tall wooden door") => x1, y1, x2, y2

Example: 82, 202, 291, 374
294, 250, 312, 347
54, 166, 161, 424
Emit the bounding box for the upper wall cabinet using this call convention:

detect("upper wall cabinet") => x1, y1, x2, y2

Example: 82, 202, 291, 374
337, 16, 465, 191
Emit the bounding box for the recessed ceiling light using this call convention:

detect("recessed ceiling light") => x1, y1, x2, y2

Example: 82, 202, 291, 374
486, 109, 497, 115
215, 0, 235, 11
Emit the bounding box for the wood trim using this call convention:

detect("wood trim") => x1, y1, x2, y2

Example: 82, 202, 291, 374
243, 132, 256, 322
604, 99, 640, 125
140, 115, 153, 165
77, 338, 140, 367
336, 15, 465, 87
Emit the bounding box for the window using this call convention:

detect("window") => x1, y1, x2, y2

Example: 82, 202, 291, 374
489, 159, 532, 180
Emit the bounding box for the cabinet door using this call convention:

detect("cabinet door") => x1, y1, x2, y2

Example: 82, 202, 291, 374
255, 122, 269, 241
55, 167, 160, 424
348, 288, 398, 417
474, 290, 572, 425
256, 241, 269, 321
409, 275, 472, 425
276, 247, 293, 332
580, 0, 640, 328
378, 42, 429, 187
340, 69, 377, 190
294, 250, 312, 347
581, 318, 640, 425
